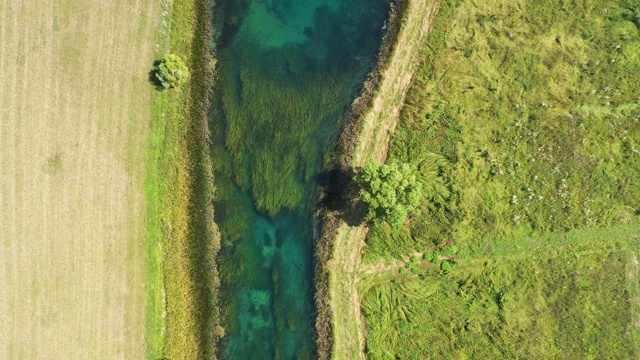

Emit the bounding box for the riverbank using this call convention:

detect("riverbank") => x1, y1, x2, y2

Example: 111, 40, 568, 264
145, 0, 220, 358
314, 0, 441, 358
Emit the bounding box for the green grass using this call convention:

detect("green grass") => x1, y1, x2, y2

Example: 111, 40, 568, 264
145, 0, 219, 358
145, 91, 168, 359
362, 222, 640, 359
364, 0, 640, 262
358, 0, 640, 358
144, 0, 172, 355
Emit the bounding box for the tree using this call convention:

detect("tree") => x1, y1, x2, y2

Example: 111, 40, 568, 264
354, 159, 422, 227
152, 54, 190, 90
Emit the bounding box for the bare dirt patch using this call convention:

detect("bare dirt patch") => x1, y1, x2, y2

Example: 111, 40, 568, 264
0, 0, 157, 358
359, 258, 405, 277
326, 0, 441, 358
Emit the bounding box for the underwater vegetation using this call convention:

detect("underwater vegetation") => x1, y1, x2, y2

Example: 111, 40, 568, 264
210, 0, 392, 358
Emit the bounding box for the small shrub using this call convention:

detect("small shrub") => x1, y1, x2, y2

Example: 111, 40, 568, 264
423, 252, 435, 262
444, 245, 459, 256
152, 54, 190, 90
440, 261, 454, 272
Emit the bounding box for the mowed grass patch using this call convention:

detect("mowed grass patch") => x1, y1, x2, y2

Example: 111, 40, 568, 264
363, 0, 640, 262
145, 0, 219, 358
1, 0, 158, 358
361, 222, 640, 359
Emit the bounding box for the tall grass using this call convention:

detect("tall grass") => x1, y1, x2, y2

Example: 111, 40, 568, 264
214, 48, 354, 217
364, 0, 640, 262
360, 0, 640, 357
145, 0, 220, 358
361, 222, 640, 359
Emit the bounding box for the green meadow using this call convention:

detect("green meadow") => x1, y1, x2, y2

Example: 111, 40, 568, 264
362, 223, 640, 359
365, 0, 640, 261
360, 0, 640, 357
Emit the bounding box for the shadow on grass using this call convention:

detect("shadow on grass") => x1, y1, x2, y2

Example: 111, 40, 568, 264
148, 60, 165, 91
317, 166, 367, 227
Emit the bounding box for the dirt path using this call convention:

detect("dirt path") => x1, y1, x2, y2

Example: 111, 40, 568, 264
0, 1, 157, 358
353, 1, 440, 167
326, 0, 441, 358
359, 258, 406, 277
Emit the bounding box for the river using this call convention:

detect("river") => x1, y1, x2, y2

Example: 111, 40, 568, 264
210, 0, 391, 358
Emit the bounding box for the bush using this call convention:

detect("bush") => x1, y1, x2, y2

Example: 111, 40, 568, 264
355, 159, 421, 227
440, 261, 454, 272
444, 245, 458, 256
152, 54, 190, 90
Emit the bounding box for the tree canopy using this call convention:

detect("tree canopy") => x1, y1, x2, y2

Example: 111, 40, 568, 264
355, 159, 422, 226
153, 54, 190, 90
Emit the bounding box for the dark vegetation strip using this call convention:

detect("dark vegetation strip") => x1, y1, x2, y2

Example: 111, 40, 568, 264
183, 0, 220, 357
146, 0, 220, 358
313, 1, 410, 358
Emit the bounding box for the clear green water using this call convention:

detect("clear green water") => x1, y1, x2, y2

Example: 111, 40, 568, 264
211, 0, 391, 358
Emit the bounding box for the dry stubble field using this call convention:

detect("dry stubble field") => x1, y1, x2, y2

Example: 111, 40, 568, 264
0, 0, 158, 358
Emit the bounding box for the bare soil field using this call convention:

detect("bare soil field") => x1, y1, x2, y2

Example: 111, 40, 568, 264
0, 0, 157, 358
326, 0, 441, 358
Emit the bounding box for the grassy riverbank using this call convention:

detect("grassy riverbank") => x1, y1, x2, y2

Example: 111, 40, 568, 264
365, 0, 640, 262
146, 0, 220, 358
316, 0, 442, 358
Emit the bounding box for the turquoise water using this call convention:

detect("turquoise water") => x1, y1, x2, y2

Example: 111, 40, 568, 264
211, 0, 391, 358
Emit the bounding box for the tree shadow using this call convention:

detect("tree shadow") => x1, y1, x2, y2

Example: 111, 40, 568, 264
317, 166, 368, 226
148, 59, 165, 91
